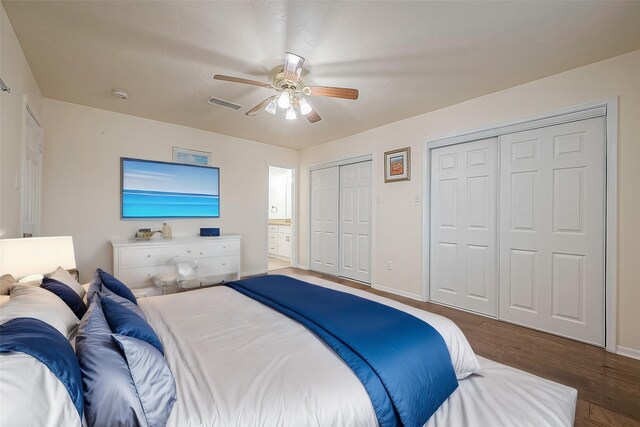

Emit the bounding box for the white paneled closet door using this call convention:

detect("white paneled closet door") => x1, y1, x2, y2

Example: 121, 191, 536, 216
339, 161, 372, 283
430, 138, 498, 316
310, 167, 339, 275
499, 117, 605, 346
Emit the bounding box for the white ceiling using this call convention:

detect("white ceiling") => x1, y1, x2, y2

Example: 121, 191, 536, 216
4, 1, 640, 150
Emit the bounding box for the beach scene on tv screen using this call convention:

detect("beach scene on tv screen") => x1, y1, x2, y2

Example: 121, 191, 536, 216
122, 160, 219, 218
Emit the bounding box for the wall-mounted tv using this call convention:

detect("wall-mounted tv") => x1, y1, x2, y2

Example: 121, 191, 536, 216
121, 157, 220, 219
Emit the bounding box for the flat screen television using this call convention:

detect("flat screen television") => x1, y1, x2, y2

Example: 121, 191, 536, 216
121, 157, 220, 219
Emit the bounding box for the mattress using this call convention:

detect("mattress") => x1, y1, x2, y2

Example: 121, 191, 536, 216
139, 274, 576, 427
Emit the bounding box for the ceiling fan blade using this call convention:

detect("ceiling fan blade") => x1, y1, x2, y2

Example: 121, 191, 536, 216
213, 74, 272, 89
306, 109, 321, 123
306, 86, 359, 100
245, 96, 276, 116
283, 52, 305, 82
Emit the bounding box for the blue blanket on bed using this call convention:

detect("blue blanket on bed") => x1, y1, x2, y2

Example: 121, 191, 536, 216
227, 275, 458, 427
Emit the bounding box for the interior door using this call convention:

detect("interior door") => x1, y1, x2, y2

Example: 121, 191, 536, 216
339, 161, 372, 283
430, 138, 498, 316
499, 117, 605, 345
22, 108, 43, 238
310, 167, 339, 275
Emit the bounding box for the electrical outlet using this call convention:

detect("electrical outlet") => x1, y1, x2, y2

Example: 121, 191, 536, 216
386, 261, 392, 270
376, 195, 383, 204
414, 194, 421, 202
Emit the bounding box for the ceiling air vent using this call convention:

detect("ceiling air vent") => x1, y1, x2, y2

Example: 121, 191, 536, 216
206, 96, 241, 110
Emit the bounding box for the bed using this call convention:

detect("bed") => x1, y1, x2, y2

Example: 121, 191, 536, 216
1, 253, 577, 427
138, 273, 577, 427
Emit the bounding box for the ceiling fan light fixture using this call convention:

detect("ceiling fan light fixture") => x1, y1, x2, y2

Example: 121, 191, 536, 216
265, 98, 277, 115
277, 91, 291, 109
285, 106, 297, 120
298, 97, 312, 115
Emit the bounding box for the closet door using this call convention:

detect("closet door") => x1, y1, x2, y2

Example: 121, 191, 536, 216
339, 161, 372, 283
310, 167, 339, 275
499, 117, 605, 345
430, 138, 498, 316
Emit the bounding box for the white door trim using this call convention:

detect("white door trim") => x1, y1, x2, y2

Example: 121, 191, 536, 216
422, 97, 618, 352
21, 98, 43, 238
309, 154, 373, 171
266, 164, 298, 272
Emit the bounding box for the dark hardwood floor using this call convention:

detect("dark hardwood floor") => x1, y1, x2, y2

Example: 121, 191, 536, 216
271, 268, 640, 427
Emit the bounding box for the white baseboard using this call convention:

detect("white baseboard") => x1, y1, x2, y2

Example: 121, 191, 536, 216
294, 264, 310, 270
241, 269, 268, 278
372, 283, 424, 302
617, 345, 640, 360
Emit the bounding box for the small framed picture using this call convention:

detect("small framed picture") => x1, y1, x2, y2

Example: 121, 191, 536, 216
172, 147, 212, 166
384, 147, 411, 182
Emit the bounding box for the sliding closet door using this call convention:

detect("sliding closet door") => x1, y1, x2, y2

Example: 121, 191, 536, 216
499, 117, 605, 345
339, 161, 372, 283
310, 167, 339, 275
430, 138, 498, 316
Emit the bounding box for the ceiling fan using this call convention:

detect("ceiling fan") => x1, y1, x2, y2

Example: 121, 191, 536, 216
213, 52, 359, 123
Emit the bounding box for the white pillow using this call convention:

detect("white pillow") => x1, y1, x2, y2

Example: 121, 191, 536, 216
46, 267, 86, 300
18, 274, 44, 284
0, 284, 79, 339
82, 283, 90, 305
0, 274, 17, 295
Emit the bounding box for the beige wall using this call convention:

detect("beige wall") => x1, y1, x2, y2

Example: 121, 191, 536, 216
41, 99, 298, 282
0, 3, 42, 238
298, 50, 640, 352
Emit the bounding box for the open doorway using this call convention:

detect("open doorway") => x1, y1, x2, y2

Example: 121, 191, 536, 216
268, 166, 294, 271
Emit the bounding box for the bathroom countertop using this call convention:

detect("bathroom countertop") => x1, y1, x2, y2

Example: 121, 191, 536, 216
268, 220, 292, 226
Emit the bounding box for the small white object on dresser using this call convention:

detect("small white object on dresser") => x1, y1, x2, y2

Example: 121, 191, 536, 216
111, 235, 241, 298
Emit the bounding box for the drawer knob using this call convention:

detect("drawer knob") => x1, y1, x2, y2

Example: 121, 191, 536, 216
223, 246, 226, 249
147, 274, 151, 277
222, 262, 226, 266
200, 252, 203, 255
147, 254, 151, 258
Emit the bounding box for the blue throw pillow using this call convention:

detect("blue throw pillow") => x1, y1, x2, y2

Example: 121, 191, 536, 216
41, 277, 88, 319
86, 270, 102, 304
76, 300, 147, 426
97, 268, 137, 305
113, 335, 177, 426
87, 271, 146, 320
100, 295, 164, 355
0, 318, 84, 420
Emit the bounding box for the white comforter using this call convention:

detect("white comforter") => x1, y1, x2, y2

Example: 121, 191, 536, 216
139, 274, 577, 427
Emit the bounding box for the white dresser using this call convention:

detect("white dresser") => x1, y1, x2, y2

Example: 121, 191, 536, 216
111, 235, 241, 297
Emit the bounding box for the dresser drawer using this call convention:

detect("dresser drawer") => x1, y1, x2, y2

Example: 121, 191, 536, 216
180, 240, 240, 257
268, 233, 278, 243
196, 256, 239, 276
268, 225, 278, 233
119, 246, 180, 269
118, 266, 163, 286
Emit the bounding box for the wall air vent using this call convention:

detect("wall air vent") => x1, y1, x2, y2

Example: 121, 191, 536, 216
206, 96, 242, 110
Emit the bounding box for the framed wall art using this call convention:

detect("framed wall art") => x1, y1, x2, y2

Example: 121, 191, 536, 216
384, 147, 411, 182
172, 147, 212, 166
